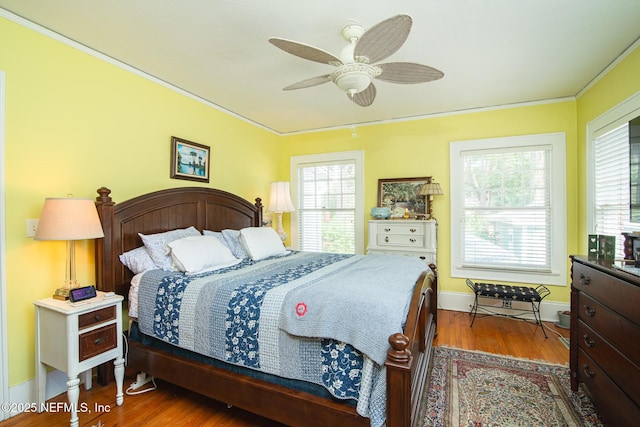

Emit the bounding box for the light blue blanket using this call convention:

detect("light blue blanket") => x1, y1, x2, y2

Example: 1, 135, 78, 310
279, 254, 427, 365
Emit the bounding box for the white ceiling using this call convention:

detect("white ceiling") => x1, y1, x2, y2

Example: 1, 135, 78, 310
2, 0, 640, 135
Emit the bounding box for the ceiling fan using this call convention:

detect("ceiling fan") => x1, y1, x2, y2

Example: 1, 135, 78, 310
268, 14, 444, 107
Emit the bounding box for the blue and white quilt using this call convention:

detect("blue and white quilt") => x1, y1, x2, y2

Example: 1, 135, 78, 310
137, 251, 428, 427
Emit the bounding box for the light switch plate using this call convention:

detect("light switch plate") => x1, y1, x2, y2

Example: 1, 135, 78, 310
26, 219, 39, 238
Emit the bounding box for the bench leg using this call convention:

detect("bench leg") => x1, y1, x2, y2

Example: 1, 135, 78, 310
531, 300, 548, 338
469, 294, 479, 327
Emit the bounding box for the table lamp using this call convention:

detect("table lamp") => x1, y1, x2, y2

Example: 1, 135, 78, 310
418, 182, 444, 220
35, 197, 105, 299
267, 181, 295, 241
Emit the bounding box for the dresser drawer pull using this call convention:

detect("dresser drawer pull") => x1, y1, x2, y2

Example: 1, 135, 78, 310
94, 337, 104, 345
582, 334, 595, 348
579, 273, 591, 286
385, 236, 389, 243
409, 238, 416, 243
582, 364, 595, 378
94, 314, 102, 321
583, 305, 596, 317
384, 228, 391, 232
410, 228, 416, 233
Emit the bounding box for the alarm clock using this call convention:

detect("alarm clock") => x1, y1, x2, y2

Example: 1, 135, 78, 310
69, 285, 97, 303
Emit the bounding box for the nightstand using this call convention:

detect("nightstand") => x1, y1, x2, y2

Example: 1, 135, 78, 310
34, 291, 124, 427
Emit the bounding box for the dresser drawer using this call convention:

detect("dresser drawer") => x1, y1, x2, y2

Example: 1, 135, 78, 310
377, 223, 424, 236
578, 292, 640, 363
578, 320, 640, 406
377, 234, 424, 247
79, 324, 117, 361
78, 306, 116, 329
578, 349, 640, 427
573, 262, 640, 324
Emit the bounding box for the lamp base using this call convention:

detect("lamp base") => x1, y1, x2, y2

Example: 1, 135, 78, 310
52, 287, 71, 300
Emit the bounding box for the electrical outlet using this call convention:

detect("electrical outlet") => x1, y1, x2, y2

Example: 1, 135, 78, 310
26, 219, 39, 238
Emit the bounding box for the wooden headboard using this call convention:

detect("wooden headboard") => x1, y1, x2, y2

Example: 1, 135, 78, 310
94, 186, 263, 296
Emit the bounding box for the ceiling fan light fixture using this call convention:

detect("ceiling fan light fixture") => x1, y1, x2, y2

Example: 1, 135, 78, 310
332, 64, 381, 94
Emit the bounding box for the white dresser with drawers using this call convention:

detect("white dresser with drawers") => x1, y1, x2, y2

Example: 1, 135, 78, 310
367, 219, 436, 264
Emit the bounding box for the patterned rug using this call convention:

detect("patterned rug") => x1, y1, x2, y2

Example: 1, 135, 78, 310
421, 347, 603, 427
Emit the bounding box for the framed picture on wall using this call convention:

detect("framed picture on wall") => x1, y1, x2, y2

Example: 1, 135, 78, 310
170, 136, 210, 183
377, 177, 431, 218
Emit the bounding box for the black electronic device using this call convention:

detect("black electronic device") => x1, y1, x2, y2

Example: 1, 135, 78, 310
69, 285, 97, 303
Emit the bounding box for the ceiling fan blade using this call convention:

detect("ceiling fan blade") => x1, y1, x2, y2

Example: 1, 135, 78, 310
268, 38, 342, 65
283, 75, 332, 90
349, 83, 377, 107
354, 14, 412, 64
376, 62, 444, 84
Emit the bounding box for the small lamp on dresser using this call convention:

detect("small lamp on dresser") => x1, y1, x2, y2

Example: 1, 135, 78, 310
418, 181, 444, 221
34, 197, 104, 299
267, 181, 295, 242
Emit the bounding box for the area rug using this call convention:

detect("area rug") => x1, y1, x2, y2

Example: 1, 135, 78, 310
421, 347, 603, 427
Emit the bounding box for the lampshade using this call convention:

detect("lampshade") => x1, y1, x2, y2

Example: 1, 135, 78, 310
267, 182, 295, 213
35, 198, 104, 241
418, 182, 444, 196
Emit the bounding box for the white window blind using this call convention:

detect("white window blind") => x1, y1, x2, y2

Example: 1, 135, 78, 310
290, 152, 365, 254
594, 123, 629, 259
461, 146, 552, 271
450, 133, 566, 286
297, 161, 356, 253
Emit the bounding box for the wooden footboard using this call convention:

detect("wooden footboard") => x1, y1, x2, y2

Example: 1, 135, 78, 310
95, 186, 438, 427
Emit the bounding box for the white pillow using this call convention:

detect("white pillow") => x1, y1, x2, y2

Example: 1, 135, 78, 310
119, 246, 157, 274
239, 227, 287, 261
139, 226, 201, 271
168, 235, 240, 274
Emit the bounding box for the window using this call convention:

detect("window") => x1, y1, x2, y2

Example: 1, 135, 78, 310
450, 133, 566, 286
593, 124, 629, 258
587, 90, 640, 259
290, 151, 364, 254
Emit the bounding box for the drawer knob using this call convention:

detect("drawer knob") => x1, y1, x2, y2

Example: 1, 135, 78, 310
384, 228, 391, 232
410, 228, 416, 233
385, 236, 389, 243
582, 364, 595, 378
409, 238, 416, 243
94, 315, 102, 321
94, 337, 104, 345
579, 273, 591, 286
582, 334, 595, 348
584, 305, 596, 317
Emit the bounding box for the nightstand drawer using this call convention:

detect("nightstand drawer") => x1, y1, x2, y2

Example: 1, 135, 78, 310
79, 324, 117, 361
78, 306, 116, 329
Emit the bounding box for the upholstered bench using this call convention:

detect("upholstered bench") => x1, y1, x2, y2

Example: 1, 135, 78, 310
466, 279, 551, 337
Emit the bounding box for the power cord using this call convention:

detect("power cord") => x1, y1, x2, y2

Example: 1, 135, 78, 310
122, 332, 157, 395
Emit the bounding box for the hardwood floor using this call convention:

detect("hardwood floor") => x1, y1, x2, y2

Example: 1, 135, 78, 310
1, 310, 569, 426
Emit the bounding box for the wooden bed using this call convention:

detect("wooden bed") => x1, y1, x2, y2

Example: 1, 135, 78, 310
94, 186, 438, 427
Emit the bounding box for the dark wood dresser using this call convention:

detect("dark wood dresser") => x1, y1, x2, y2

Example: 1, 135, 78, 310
570, 256, 640, 426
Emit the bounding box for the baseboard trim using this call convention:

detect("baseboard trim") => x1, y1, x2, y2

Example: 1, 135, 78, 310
6, 370, 76, 418
437, 290, 570, 322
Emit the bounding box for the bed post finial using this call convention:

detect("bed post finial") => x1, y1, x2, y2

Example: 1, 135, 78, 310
387, 333, 411, 363
96, 187, 112, 203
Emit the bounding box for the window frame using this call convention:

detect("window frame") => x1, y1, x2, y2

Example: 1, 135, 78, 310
587, 91, 640, 244
450, 132, 567, 286
289, 150, 365, 254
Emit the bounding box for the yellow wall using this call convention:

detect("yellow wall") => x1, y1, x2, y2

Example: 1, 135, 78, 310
281, 101, 579, 296
3, 12, 639, 390
1, 17, 280, 386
